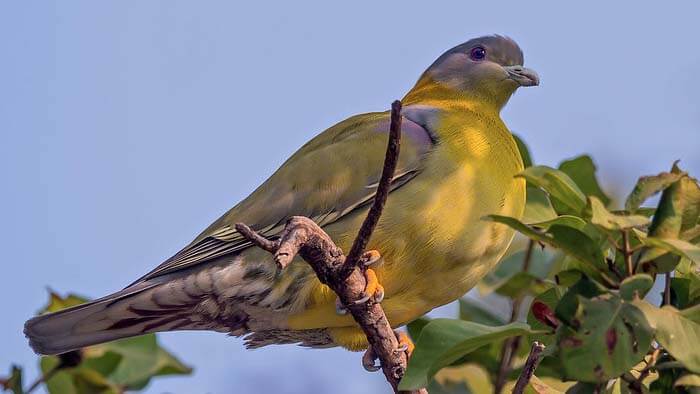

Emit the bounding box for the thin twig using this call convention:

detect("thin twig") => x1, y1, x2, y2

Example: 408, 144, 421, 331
25, 367, 58, 394
628, 347, 660, 393
494, 240, 534, 394
342, 100, 403, 279
521, 240, 535, 272
663, 272, 671, 306
512, 341, 546, 394
622, 230, 634, 276
25, 350, 82, 393
632, 252, 643, 275
606, 258, 624, 281
236, 101, 426, 394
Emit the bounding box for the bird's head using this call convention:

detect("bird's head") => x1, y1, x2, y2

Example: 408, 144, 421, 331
408, 35, 539, 110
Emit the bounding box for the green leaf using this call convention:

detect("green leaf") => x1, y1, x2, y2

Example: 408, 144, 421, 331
407, 317, 431, 342
633, 300, 700, 373
400, 320, 532, 390
485, 214, 549, 244
70, 368, 120, 394
675, 374, 700, 387
636, 233, 700, 268
555, 276, 608, 326
607, 377, 648, 394
34, 291, 191, 393
682, 225, 700, 243
619, 274, 654, 301
555, 270, 584, 287
650, 366, 683, 394
518, 166, 587, 215
513, 133, 533, 168
559, 155, 611, 206
647, 166, 686, 239
528, 288, 562, 346
670, 278, 692, 309
681, 304, 700, 325
459, 298, 506, 326
531, 216, 589, 232
41, 357, 77, 394
0, 365, 24, 394
557, 295, 653, 382
100, 334, 191, 390
502, 374, 568, 393
426, 379, 474, 394
40, 291, 88, 314
524, 186, 559, 224
586, 196, 650, 231
564, 382, 601, 393
485, 216, 610, 284
492, 272, 554, 298
79, 351, 122, 378
675, 258, 700, 305
678, 174, 700, 232
637, 165, 698, 274
625, 170, 685, 213
429, 363, 494, 394
547, 225, 611, 284
479, 247, 554, 296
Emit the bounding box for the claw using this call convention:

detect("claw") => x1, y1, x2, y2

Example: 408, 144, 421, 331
335, 297, 348, 315
394, 331, 415, 357
361, 250, 382, 267
352, 293, 372, 305
373, 285, 385, 303
353, 268, 384, 305
362, 347, 381, 372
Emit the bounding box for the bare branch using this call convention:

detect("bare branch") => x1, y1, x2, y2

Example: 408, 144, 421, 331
343, 100, 403, 277
234, 223, 278, 254
622, 230, 634, 276
512, 341, 546, 394
494, 240, 533, 394
237, 101, 426, 394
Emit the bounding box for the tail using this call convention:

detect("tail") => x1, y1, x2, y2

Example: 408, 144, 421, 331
24, 283, 180, 355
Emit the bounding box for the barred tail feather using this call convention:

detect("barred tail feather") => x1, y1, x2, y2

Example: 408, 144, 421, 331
24, 282, 197, 355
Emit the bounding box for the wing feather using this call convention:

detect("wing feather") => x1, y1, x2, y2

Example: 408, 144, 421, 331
130, 111, 434, 285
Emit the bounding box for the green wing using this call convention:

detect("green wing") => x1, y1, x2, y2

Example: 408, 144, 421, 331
131, 110, 434, 284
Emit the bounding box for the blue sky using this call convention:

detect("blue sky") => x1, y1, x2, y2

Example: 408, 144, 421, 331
1, 1, 699, 393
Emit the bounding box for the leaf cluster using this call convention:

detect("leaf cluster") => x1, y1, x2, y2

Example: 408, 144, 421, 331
2, 292, 192, 394
402, 137, 700, 393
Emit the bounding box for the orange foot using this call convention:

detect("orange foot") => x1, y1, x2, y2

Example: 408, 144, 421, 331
361, 330, 415, 372
395, 330, 415, 357
335, 250, 384, 315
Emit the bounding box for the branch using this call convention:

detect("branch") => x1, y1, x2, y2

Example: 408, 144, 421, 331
26, 350, 82, 393
512, 341, 546, 394
621, 230, 634, 276
494, 240, 534, 394
663, 272, 671, 306
236, 101, 426, 394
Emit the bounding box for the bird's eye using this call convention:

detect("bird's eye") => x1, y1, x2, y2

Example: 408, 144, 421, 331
470, 46, 486, 61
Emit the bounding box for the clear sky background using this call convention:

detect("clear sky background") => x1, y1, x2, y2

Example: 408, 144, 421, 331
2, 1, 699, 393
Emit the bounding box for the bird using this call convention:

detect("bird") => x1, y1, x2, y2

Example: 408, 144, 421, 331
25, 35, 539, 356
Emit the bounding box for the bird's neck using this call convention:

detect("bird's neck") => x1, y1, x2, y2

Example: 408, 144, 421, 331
402, 75, 506, 115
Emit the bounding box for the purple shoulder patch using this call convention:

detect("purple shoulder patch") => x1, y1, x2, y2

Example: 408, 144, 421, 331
374, 116, 434, 155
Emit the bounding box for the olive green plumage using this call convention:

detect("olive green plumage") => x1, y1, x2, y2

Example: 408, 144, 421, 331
25, 35, 539, 355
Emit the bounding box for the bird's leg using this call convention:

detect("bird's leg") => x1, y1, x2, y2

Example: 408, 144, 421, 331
353, 266, 385, 304
394, 330, 415, 357
335, 250, 384, 315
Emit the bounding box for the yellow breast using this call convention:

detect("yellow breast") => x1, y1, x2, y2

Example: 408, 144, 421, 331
287, 105, 525, 332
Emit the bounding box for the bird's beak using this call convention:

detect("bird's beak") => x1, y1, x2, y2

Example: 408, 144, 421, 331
503, 65, 540, 87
